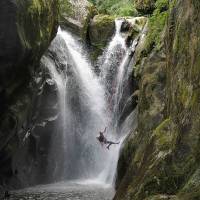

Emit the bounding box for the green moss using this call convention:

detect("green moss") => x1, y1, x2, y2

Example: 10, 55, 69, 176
92, 14, 115, 27
155, 0, 169, 12
17, 0, 59, 62
90, 45, 104, 61
153, 118, 177, 152
177, 82, 197, 109
59, 0, 73, 17
144, 0, 169, 53
178, 169, 200, 200
89, 14, 115, 59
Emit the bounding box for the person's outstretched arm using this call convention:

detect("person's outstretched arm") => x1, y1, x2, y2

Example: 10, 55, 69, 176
102, 127, 107, 133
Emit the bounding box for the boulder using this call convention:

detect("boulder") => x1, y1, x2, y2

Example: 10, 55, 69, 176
60, 0, 97, 39
89, 14, 115, 47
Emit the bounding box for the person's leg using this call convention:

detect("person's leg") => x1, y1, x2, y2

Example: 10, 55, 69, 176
107, 141, 119, 145
106, 141, 120, 149
106, 143, 112, 149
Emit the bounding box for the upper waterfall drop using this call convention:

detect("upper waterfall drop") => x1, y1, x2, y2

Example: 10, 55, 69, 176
57, 28, 107, 118
104, 19, 126, 59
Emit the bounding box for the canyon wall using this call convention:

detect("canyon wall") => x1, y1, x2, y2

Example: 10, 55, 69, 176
115, 0, 200, 199
0, 0, 59, 188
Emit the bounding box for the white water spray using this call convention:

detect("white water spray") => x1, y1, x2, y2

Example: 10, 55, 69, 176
43, 18, 138, 186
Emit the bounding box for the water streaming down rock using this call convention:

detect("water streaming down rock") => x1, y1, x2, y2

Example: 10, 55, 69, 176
99, 20, 127, 97
97, 20, 139, 184
98, 19, 138, 127
42, 19, 138, 185
112, 38, 139, 128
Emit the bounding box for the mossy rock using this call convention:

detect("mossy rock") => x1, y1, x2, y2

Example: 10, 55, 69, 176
89, 14, 115, 46
88, 14, 115, 59
178, 169, 200, 200
143, 0, 169, 54
17, 0, 59, 62
144, 194, 178, 200
134, 0, 156, 14
153, 118, 178, 152
59, 0, 74, 18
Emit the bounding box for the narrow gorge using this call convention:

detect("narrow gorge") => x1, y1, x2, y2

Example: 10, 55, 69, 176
1, 0, 200, 200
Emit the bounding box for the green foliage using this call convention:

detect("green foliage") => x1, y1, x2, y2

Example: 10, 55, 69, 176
155, 0, 169, 12
59, 0, 73, 17
153, 118, 178, 152
88, 0, 96, 4
94, 0, 138, 17
89, 14, 115, 60
144, 0, 169, 53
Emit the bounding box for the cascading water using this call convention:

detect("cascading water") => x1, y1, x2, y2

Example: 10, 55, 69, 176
112, 38, 139, 127
97, 19, 139, 184
42, 28, 111, 182
42, 19, 138, 186
99, 20, 127, 98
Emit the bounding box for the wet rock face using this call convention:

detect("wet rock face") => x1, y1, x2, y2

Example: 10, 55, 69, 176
89, 15, 115, 48
121, 20, 130, 32
0, 1, 22, 88
0, 0, 59, 188
115, 0, 200, 199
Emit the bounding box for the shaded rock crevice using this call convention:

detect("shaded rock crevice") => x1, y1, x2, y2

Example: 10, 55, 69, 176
0, 0, 59, 189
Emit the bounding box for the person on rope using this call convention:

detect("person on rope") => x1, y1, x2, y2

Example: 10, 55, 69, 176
96, 127, 120, 150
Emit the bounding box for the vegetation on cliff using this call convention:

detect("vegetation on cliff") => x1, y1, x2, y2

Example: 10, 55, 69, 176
17, 0, 59, 61
91, 0, 138, 17
115, 0, 200, 200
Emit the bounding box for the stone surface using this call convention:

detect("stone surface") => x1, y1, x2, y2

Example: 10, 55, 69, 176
89, 14, 115, 47
115, 0, 200, 199
0, 0, 59, 189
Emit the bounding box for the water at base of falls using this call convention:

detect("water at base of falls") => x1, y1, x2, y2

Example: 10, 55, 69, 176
10, 182, 114, 200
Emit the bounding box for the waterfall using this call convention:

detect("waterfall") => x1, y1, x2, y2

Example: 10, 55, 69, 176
42, 28, 111, 181
42, 19, 137, 186
97, 19, 138, 184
